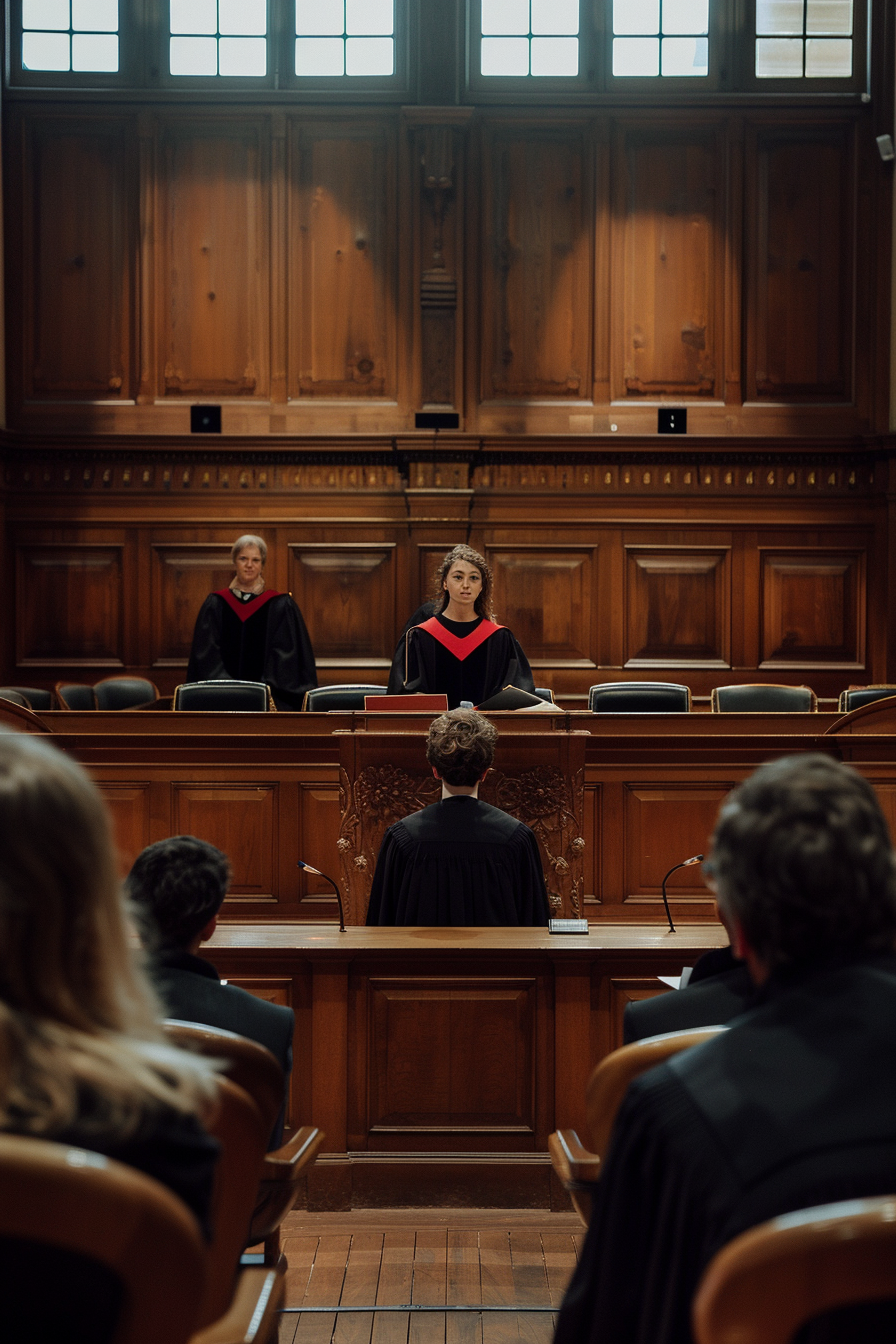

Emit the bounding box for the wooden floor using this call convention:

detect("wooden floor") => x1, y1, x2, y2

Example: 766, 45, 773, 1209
277, 1208, 585, 1344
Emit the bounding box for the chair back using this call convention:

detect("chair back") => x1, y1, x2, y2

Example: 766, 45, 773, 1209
586, 1026, 726, 1159
173, 680, 272, 711
0, 699, 52, 732
693, 1194, 896, 1344
164, 1020, 284, 1142
0, 685, 55, 709
0, 688, 30, 707
0, 1131, 205, 1344
534, 687, 555, 703
302, 684, 387, 711
838, 686, 896, 714
55, 682, 98, 710
94, 677, 160, 710
711, 683, 816, 712
589, 682, 691, 713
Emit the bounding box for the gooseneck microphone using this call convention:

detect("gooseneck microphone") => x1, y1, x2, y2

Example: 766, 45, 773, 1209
297, 860, 346, 932
659, 854, 704, 934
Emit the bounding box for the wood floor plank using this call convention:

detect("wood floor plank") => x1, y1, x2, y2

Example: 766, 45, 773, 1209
293, 1234, 351, 1344
479, 1232, 519, 1344
334, 1232, 383, 1344
540, 1233, 578, 1307
409, 1229, 448, 1344
372, 1229, 414, 1344
445, 1229, 483, 1344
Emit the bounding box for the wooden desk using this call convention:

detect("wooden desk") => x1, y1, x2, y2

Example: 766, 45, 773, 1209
205, 922, 728, 1210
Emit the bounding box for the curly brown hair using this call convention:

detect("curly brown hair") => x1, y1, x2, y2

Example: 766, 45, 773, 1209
433, 545, 494, 620
426, 708, 498, 786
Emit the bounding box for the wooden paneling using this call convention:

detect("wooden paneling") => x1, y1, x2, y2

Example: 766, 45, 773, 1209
289, 543, 396, 660
151, 544, 234, 667
290, 119, 398, 400
22, 117, 132, 401
746, 123, 854, 402
98, 783, 153, 873
614, 122, 724, 399
16, 544, 123, 665
622, 783, 732, 914
480, 123, 593, 401
158, 119, 270, 397
172, 782, 279, 903
624, 546, 730, 666
760, 550, 864, 666
488, 547, 595, 664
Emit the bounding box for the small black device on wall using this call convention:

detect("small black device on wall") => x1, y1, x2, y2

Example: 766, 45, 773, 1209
191, 405, 222, 433
415, 411, 460, 430
658, 408, 687, 434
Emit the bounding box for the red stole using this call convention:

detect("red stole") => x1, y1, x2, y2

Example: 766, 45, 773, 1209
214, 589, 282, 623
416, 616, 504, 661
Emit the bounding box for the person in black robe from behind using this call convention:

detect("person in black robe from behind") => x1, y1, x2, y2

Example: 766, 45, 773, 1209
366, 708, 550, 926
187, 533, 316, 710
386, 545, 535, 709
555, 754, 896, 1344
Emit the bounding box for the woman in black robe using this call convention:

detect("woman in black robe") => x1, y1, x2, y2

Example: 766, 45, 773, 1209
386, 545, 535, 709
187, 533, 317, 711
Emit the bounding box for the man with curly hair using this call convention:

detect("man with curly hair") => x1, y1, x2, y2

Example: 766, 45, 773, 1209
365, 708, 550, 925
556, 753, 896, 1344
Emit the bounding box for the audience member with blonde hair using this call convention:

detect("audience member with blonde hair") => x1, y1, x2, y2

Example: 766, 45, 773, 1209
0, 731, 219, 1230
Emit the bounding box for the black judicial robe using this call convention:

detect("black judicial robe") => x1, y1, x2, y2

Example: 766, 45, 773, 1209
365, 795, 550, 926
386, 613, 535, 709
623, 945, 756, 1043
555, 955, 896, 1344
187, 588, 316, 711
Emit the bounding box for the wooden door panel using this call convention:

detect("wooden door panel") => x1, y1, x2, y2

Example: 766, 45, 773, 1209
152, 545, 235, 667
16, 545, 123, 665
622, 783, 730, 915
760, 550, 864, 665
625, 547, 730, 666
172, 783, 278, 903
289, 544, 396, 659
488, 548, 595, 663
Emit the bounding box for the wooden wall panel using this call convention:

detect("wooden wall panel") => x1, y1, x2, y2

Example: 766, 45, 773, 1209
290, 120, 397, 399
16, 544, 123, 665
99, 782, 153, 874
172, 783, 278, 903
622, 783, 732, 914
614, 123, 724, 399
488, 547, 595, 663
624, 547, 730, 666
289, 543, 396, 659
367, 979, 535, 1136
158, 120, 270, 397
151, 544, 234, 667
747, 124, 853, 401
23, 118, 132, 401
480, 124, 593, 400
760, 550, 864, 666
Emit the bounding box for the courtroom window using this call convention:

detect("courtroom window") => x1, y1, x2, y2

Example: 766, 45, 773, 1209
479, 0, 579, 78
755, 0, 854, 79
21, 0, 119, 72
295, 0, 395, 77
611, 0, 709, 78
169, 0, 267, 77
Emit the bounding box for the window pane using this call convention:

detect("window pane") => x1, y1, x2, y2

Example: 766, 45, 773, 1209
170, 34, 217, 73
661, 34, 707, 74
170, 0, 217, 36
806, 0, 852, 35
72, 0, 117, 31
755, 0, 804, 36
663, 0, 708, 35
805, 36, 852, 74
22, 30, 70, 68
219, 0, 266, 36
295, 34, 344, 71
481, 34, 529, 73
72, 31, 117, 67
345, 35, 392, 73
481, 0, 529, 36
346, 0, 392, 34
530, 35, 577, 73
532, 0, 578, 34
296, 1, 343, 36
755, 36, 803, 75
614, 0, 659, 36
219, 35, 266, 73
23, 0, 69, 29
613, 35, 659, 73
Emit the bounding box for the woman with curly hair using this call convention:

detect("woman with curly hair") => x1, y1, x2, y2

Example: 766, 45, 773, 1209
365, 708, 550, 925
387, 545, 535, 708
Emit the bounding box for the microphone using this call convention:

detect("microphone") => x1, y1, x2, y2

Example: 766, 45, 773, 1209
297, 860, 346, 932
660, 854, 703, 934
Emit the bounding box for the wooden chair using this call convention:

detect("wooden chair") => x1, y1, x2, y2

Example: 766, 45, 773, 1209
710, 684, 817, 712
692, 1194, 896, 1344
549, 1026, 726, 1224
165, 1020, 324, 1267
0, 1130, 283, 1344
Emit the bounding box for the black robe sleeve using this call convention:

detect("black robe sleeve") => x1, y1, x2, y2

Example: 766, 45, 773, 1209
263, 594, 317, 710
186, 595, 229, 684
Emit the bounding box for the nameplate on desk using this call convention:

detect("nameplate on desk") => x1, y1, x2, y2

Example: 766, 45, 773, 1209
548, 918, 589, 934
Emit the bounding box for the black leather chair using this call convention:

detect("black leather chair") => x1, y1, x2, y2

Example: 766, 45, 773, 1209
173, 680, 272, 711
0, 689, 31, 707
711, 684, 816, 712
94, 676, 160, 710
0, 686, 54, 710
302, 684, 388, 711
588, 682, 691, 713
838, 686, 896, 714
55, 682, 98, 710
534, 688, 555, 703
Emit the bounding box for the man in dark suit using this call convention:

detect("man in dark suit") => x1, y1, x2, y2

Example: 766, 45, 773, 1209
623, 942, 756, 1042
126, 835, 294, 1148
